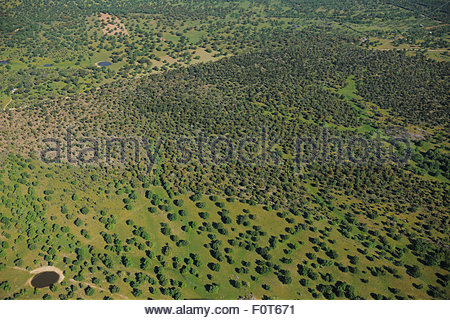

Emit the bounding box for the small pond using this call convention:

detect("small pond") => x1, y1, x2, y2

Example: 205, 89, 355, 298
30, 271, 60, 288
0, 60, 9, 64
44, 64, 53, 67
98, 61, 112, 66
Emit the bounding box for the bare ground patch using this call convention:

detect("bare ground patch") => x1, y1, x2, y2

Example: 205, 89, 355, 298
99, 13, 128, 36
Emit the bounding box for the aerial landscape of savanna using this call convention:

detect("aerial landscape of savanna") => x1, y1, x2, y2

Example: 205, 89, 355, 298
0, 0, 448, 305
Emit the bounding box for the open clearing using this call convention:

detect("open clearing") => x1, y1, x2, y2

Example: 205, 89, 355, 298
99, 13, 128, 36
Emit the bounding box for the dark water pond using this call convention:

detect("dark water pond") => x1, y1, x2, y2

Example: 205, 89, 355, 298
0, 60, 9, 64
44, 64, 53, 67
30, 271, 60, 288
98, 61, 112, 66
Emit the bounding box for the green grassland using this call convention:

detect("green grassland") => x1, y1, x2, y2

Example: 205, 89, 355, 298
0, 154, 448, 300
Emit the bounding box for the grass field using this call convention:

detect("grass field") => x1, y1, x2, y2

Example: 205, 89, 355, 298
0, 155, 447, 300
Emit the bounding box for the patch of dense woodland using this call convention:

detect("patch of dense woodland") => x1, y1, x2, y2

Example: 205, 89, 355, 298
132, 55, 360, 136
131, 33, 449, 129
387, 0, 450, 20
356, 52, 449, 126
